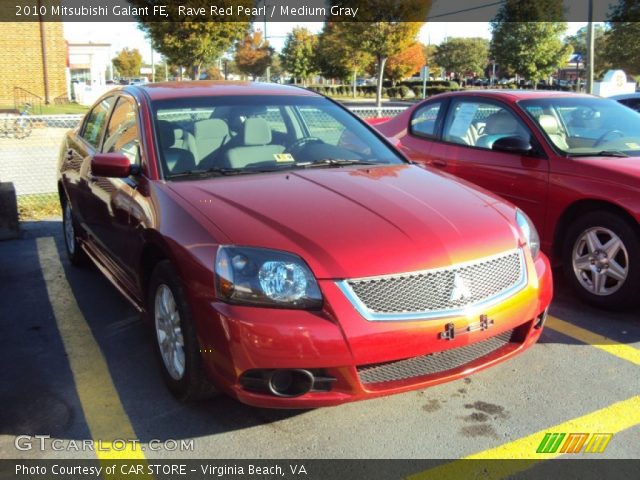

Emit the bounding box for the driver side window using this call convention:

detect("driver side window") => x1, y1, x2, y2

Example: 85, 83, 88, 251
297, 107, 345, 145
102, 96, 141, 165
443, 100, 532, 151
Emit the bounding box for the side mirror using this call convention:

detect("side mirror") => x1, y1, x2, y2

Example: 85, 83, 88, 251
91, 153, 132, 178
492, 136, 533, 154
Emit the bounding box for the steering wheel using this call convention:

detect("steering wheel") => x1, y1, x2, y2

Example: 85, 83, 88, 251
593, 129, 624, 147
286, 136, 324, 154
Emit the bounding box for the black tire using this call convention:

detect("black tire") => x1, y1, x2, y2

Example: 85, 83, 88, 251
61, 197, 87, 266
148, 260, 218, 401
562, 210, 640, 309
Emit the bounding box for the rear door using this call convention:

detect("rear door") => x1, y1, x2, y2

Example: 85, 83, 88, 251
428, 97, 550, 236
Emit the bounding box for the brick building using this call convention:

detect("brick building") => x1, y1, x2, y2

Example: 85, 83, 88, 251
0, 22, 68, 107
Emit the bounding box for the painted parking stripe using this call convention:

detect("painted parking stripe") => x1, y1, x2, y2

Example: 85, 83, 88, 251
407, 395, 640, 480
546, 315, 640, 366
37, 237, 145, 461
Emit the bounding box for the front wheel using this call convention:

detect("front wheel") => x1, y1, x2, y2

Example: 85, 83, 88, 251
148, 261, 218, 401
62, 198, 87, 266
563, 211, 640, 309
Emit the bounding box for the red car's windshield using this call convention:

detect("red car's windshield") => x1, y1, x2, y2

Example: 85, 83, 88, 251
519, 96, 640, 157
151, 95, 404, 179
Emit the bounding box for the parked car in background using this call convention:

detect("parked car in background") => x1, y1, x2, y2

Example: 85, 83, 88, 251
610, 93, 640, 113
372, 90, 640, 309
57, 82, 551, 407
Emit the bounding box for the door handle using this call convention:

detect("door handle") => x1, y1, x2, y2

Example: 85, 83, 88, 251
432, 159, 448, 168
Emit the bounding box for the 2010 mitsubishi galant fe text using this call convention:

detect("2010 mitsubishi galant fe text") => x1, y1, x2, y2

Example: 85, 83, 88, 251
57, 82, 552, 408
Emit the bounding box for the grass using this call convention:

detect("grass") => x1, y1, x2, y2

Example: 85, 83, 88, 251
0, 103, 89, 115
18, 193, 61, 220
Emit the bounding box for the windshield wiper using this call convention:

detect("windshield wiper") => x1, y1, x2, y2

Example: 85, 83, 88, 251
166, 167, 248, 179
297, 158, 383, 168
568, 150, 630, 158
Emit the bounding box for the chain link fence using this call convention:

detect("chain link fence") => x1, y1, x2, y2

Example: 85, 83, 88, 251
1, 107, 406, 220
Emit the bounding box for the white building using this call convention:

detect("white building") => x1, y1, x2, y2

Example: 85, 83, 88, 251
67, 42, 112, 105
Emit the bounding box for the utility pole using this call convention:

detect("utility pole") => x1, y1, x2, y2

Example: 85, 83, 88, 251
264, 6, 271, 83
151, 47, 155, 82
37, 0, 50, 104
585, 0, 594, 94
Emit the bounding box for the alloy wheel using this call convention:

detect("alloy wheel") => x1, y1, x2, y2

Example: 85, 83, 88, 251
154, 284, 186, 381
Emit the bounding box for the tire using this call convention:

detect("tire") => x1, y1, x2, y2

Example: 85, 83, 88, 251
148, 260, 218, 401
562, 210, 640, 309
62, 197, 87, 266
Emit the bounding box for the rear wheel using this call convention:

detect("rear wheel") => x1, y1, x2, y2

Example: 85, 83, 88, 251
62, 198, 87, 266
148, 261, 217, 401
563, 211, 640, 309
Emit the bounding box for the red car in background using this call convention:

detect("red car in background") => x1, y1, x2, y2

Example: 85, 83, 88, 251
58, 82, 551, 407
374, 90, 640, 309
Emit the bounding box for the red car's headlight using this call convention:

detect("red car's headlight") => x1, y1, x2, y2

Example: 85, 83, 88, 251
215, 246, 323, 309
515, 209, 540, 259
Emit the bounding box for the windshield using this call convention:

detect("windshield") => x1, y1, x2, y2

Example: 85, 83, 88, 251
519, 96, 640, 157
151, 95, 404, 179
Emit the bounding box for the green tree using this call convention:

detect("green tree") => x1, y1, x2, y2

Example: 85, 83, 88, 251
604, 0, 640, 76
234, 30, 273, 80
316, 22, 374, 96
129, 0, 250, 80
281, 27, 318, 85
434, 37, 489, 84
565, 25, 610, 79
422, 44, 440, 76
490, 0, 572, 86
112, 48, 142, 79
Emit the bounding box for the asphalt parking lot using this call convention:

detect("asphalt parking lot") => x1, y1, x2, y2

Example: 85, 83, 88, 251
1, 220, 638, 471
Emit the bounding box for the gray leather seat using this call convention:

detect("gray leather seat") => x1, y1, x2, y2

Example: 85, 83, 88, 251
476, 111, 520, 148
193, 118, 230, 167
538, 114, 569, 150
157, 120, 197, 155
223, 118, 284, 169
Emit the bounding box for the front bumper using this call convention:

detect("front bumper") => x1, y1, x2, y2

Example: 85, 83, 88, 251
191, 252, 553, 408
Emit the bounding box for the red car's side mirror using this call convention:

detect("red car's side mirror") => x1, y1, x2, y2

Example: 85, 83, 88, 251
91, 153, 132, 178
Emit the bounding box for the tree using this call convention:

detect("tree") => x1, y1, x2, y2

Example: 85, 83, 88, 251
565, 25, 610, 79
234, 30, 273, 80
422, 44, 440, 75
281, 27, 318, 85
490, 0, 572, 86
434, 37, 489, 84
316, 22, 374, 96
129, 0, 250, 80
385, 43, 425, 85
604, 0, 640, 76
112, 48, 142, 79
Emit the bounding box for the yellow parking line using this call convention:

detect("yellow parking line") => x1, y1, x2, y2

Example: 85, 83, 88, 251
37, 237, 145, 461
546, 315, 640, 366
407, 395, 640, 480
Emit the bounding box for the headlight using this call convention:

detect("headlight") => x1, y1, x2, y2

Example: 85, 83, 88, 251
515, 209, 540, 259
215, 246, 323, 309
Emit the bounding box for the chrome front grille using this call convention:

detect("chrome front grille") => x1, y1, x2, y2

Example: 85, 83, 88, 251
357, 329, 515, 385
338, 249, 526, 321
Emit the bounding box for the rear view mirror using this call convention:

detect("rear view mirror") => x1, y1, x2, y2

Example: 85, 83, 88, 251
91, 153, 132, 178
492, 136, 533, 154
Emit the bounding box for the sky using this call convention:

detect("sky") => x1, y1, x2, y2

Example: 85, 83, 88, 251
63, 21, 587, 65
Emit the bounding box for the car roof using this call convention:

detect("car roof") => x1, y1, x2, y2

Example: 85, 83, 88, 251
433, 89, 597, 102
609, 93, 640, 100
126, 81, 318, 101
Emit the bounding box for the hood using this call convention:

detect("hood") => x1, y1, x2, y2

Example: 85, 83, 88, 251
167, 165, 521, 279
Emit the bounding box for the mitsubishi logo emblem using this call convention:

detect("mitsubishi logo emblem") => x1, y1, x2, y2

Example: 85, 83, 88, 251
450, 273, 472, 302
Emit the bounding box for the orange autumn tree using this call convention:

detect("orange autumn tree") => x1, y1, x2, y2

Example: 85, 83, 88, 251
234, 30, 273, 80
385, 43, 426, 86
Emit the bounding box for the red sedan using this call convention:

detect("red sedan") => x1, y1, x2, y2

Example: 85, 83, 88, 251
58, 82, 551, 407
374, 90, 640, 309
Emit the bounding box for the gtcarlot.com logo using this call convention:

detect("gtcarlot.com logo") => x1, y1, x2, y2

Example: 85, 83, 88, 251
536, 432, 613, 454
